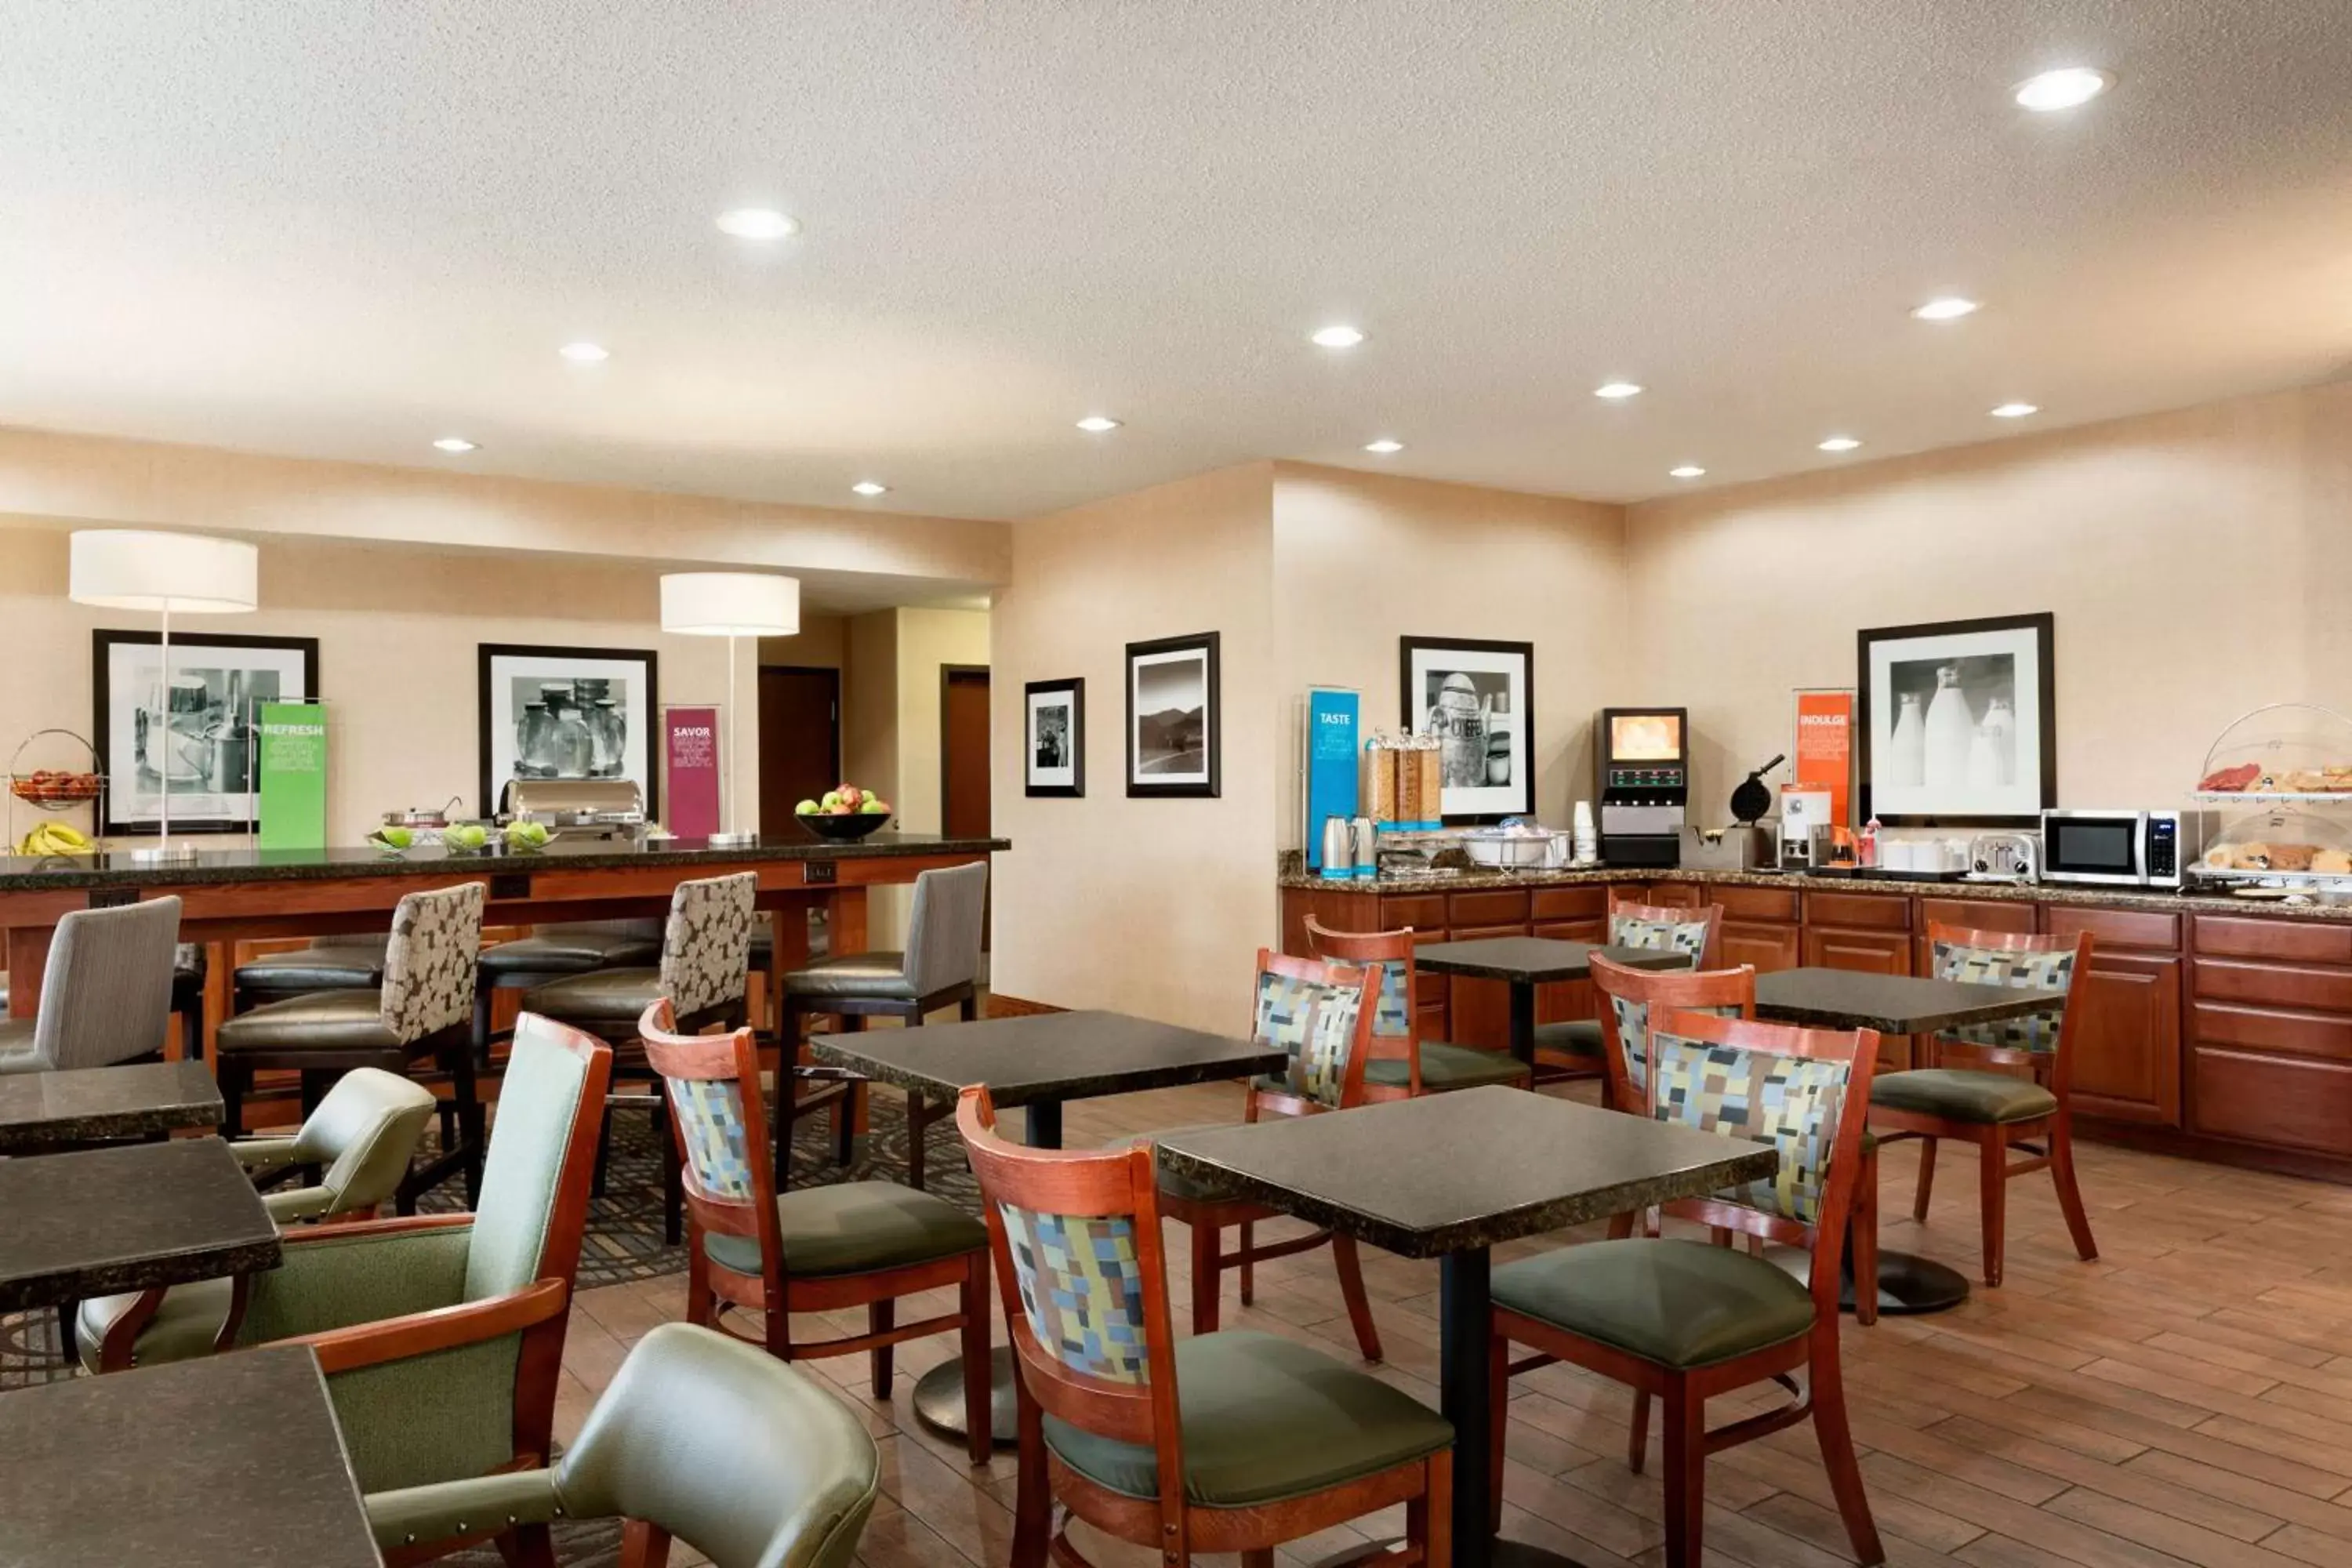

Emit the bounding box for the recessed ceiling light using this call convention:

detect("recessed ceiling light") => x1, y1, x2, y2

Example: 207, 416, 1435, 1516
1075, 415, 1122, 433
1594, 381, 1644, 400
1363, 439, 1404, 455
1989, 402, 2040, 419
1668, 464, 1706, 479
2015, 67, 2113, 112
1911, 296, 1980, 321
432, 437, 478, 454
851, 481, 889, 496
715, 208, 799, 240
1818, 436, 1862, 453
1310, 325, 1366, 349
558, 341, 610, 364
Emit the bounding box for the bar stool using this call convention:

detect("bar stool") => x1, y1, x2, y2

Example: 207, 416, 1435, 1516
473, 919, 665, 1064
522, 872, 758, 1244
170, 944, 206, 1061
215, 883, 488, 1210
775, 862, 987, 1192
0, 896, 183, 1074
233, 931, 390, 1011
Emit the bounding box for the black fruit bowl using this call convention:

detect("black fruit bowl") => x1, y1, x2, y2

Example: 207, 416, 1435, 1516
797, 811, 891, 841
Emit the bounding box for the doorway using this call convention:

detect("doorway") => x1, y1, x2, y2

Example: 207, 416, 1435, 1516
759, 665, 842, 829
940, 664, 992, 949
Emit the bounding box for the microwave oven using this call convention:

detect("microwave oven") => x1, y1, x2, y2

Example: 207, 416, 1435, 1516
2038, 809, 2207, 888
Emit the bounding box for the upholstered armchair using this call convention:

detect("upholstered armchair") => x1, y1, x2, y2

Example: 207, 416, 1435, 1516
365, 1322, 882, 1568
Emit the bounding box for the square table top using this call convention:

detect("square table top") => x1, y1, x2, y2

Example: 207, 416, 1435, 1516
1155, 1086, 1779, 1258
0, 1345, 383, 1567
0, 1058, 223, 1153
1412, 937, 1693, 985
1755, 968, 2067, 1036
0, 1135, 280, 1312
809, 1008, 1286, 1107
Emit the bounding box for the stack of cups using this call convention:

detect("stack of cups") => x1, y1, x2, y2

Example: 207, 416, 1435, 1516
1572, 800, 1599, 866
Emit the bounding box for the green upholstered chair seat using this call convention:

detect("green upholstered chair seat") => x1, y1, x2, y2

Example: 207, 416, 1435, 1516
216, 989, 400, 1054
1366, 1040, 1533, 1091
480, 931, 662, 976
1492, 1238, 1816, 1370
1871, 1068, 2057, 1123
234, 941, 389, 993
781, 952, 916, 1001
1105, 1128, 1240, 1205
1530, 1018, 1604, 1058
704, 1181, 987, 1279
1042, 1330, 1450, 1507
522, 967, 666, 1025
75, 1275, 235, 1370
0, 1021, 39, 1071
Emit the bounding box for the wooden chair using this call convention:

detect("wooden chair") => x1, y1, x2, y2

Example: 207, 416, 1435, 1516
1303, 916, 1533, 1099
1531, 892, 1725, 1095
955, 1085, 1454, 1568
637, 999, 996, 1465
1489, 1011, 1885, 1568
1120, 949, 1385, 1361
1870, 923, 2100, 1287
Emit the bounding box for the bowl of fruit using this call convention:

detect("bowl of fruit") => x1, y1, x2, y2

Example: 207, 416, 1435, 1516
10, 769, 101, 807
793, 783, 893, 840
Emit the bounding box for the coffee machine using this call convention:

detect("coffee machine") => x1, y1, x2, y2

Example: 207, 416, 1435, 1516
1595, 707, 1690, 867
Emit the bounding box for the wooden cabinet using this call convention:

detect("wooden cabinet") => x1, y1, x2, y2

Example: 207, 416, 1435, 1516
2068, 952, 2183, 1126
1533, 917, 1604, 1025
2189, 915, 2352, 1159
1802, 925, 1912, 975
1720, 920, 1800, 974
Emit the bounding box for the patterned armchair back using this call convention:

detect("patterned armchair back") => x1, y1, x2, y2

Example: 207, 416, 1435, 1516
660, 873, 758, 1017
1606, 993, 1744, 1094
1648, 1028, 1851, 1225
997, 1204, 1152, 1385
1931, 938, 2077, 1055
379, 883, 486, 1043
1610, 907, 1715, 963
1252, 961, 1370, 1109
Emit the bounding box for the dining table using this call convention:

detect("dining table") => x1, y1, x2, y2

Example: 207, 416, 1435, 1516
1157, 1085, 1777, 1568
1411, 937, 1693, 1069
1754, 966, 2067, 1314
0, 1058, 223, 1155
0, 1135, 280, 1315
0, 1344, 383, 1566
811, 1006, 1287, 1443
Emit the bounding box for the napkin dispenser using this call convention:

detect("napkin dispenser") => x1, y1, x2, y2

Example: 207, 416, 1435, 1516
1682, 825, 1764, 871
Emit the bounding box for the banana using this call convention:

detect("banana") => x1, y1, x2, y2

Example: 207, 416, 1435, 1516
16, 820, 95, 857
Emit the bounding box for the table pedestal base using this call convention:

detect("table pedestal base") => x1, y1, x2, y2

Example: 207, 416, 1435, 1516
1763, 1245, 1971, 1315
911, 1346, 1021, 1444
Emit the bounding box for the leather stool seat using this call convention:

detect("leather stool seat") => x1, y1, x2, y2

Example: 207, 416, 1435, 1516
234, 938, 389, 996
522, 968, 666, 1027
216, 989, 402, 1055
481, 930, 662, 977
782, 952, 915, 1001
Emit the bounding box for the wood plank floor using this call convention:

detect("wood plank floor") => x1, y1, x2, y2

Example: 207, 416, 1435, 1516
560, 1080, 2352, 1568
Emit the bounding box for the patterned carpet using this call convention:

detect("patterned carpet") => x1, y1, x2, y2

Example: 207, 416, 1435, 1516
0, 1086, 978, 1388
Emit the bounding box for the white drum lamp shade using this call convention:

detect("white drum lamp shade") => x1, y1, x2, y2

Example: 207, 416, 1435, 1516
659, 572, 800, 637
69, 530, 258, 613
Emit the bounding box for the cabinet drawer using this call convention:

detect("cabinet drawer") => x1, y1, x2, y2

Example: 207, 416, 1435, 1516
2046, 905, 2181, 953
1531, 886, 1608, 920
1449, 923, 1530, 944
1918, 898, 2038, 937
2194, 917, 2352, 965
1450, 890, 1530, 927
1803, 892, 1911, 931
1534, 919, 1605, 944
1630, 883, 1705, 909
2190, 1001, 2352, 1063
1715, 886, 1798, 922
1802, 926, 1914, 976
1721, 920, 1801, 974
2191, 1047, 2352, 1156
1380, 895, 1448, 933
2194, 959, 2352, 1014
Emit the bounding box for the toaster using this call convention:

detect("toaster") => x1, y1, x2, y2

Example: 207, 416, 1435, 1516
1966, 832, 2039, 884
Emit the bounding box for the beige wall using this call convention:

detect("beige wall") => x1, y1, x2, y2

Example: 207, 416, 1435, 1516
842, 612, 901, 818
991, 464, 1278, 1032
856, 607, 994, 946
1624, 381, 2352, 814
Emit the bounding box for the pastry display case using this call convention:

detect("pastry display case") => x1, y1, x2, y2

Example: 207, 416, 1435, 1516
2189, 703, 2352, 894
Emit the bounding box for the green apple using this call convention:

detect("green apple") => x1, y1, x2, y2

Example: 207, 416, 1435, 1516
368, 826, 413, 852
503, 820, 550, 850
820, 790, 844, 810
444, 823, 488, 851
858, 798, 889, 815
793, 797, 819, 815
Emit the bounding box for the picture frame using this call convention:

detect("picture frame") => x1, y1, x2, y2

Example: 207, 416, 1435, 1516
1399, 635, 1535, 822
1857, 612, 2055, 826
477, 643, 661, 818
1125, 632, 1220, 797
93, 629, 321, 837
1025, 676, 1086, 797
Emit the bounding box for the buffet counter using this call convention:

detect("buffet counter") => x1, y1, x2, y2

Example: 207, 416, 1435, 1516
1280, 861, 2352, 1182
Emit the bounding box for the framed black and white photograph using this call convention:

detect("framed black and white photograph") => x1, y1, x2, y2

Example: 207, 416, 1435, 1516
1126, 632, 1219, 797
477, 643, 659, 818
1399, 636, 1534, 822
93, 630, 320, 836
1025, 677, 1085, 797
1857, 612, 2054, 826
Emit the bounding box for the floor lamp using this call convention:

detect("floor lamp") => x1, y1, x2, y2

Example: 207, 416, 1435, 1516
70, 530, 260, 865
659, 572, 800, 848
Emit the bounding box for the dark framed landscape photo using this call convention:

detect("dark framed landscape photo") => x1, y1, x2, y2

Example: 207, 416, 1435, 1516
1025, 677, 1085, 797
1126, 632, 1219, 797
93, 629, 321, 836
477, 643, 660, 818
1399, 635, 1534, 822
1857, 612, 2054, 826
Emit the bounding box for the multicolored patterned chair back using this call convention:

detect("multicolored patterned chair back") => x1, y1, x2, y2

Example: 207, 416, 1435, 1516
996, 1203, 1150, 1385
660, 873, 758, 1018
1929, 929, 2078, 1058
1299, 918, 1424, 1096
637, 1000, 778, 1273
1588, 952, 1756, 1115
379, 883, 487, 1043
1607, 896, 1722, 968
1606, 993, 1744, 1094
1250, 951, 1378, 1110
1648, 1027, 1849, 1225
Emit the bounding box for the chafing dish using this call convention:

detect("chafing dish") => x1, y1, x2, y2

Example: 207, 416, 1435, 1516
499, 779, 647, 841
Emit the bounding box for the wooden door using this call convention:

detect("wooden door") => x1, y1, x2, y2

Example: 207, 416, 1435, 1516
1721, 920, 1801, 974
941, 665, 993, 947
758, 666, 841, 830
2070, 952, 2183, 1127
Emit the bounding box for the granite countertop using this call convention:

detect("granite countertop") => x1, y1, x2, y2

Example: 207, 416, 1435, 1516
0, 830, 1008, 892
1279, 861, 2352, 922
